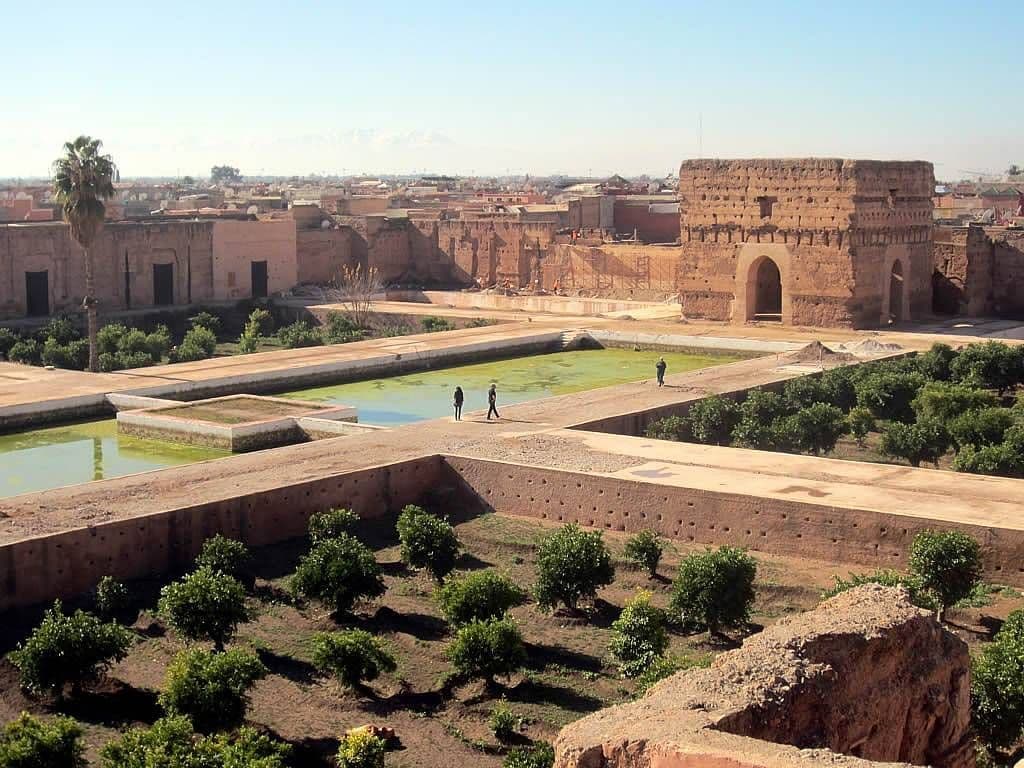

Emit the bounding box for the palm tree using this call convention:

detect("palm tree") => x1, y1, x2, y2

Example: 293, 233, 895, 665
52, 136, 118, 372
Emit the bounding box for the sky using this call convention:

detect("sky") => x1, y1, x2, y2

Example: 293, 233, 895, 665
3, 0, 1022, 181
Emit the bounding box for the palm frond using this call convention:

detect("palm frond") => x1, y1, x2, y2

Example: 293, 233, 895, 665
51, 135, 118, 249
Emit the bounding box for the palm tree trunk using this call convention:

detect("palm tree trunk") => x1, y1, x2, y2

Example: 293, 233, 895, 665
84, 247, 98, 372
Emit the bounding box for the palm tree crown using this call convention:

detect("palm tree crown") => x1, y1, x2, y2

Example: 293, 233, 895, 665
52, 136, 117, 249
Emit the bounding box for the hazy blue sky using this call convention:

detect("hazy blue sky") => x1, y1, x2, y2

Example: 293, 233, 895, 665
4, 0, 1021, 180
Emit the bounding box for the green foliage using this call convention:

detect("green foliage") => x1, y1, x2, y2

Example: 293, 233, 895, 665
972, 609, 1024, 750
158, 567, 249, 650
173, 326, 218, 362
237, 328, 259, 354
533, 523, 615, 612
195, 535, 252, 586
623, 530, 664, 577
821, 569, 938, 611
100, 715, 289, 768
916, 343, 958, 381
94, 576, 131, 622
855, 370, 927, 423
396, 504, 460, 580
436, 569, 526, 625
687, 395, 741, 445
422, 315, 455, 333
95, 322, 161, 369
731, 389, 791, 450
325, 313, 366, 344
276, 320, 322, 349
633, 653, 711, 697
908, 530, 983, 615
97, 323, 127, 356
238, 309, 272, 354
8, 338, 41, 365
145, 325, 172, 362
609, 591, 669, 677
503, 742, 555, 768
847, 406, 875, 445
291, 533, 385, 614
159, 648, 267, 732
489, 699, 521, 741
10, 601, 132, 697
951, 340, 1024, 394
949, 407, 1015, 449
0, 712, 85, 768
879, 419, 950, 467
782, 403, 847, 455
311, 630, 397, 688
41, 338, 89, 370
469, 317, 496, 328
783, 376, 829, 410
336, 730, 386, 768
0, 327, 19, 358
446, 618, 526, 681
670, 546, 757, 633
309, 507, 360, 543
644, 414, 690, 442
819, 367, 859, 411
953, 442, 1024, 478
912, 381, 997, 425
40, 315, 80, 345
188, 311, 221, 334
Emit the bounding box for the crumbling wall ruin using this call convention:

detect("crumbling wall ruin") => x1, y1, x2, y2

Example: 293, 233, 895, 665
554, 585, 974, 768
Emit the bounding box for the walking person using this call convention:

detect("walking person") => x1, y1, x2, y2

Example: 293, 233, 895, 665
655, 356, 667, 387
486, 383, 500, 420
453, 386, 464, 421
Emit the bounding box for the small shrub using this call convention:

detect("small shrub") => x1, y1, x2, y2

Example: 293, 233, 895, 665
908, 530, 983, 618
609, 591, 669, 677
951, 341, 1024, 394
291, 533, 385, 615
276, 320, 322, 349
0, 327, 19, 358
911, 381, 995, 425
821, 569, 938, 611
396, 504, 460, 580
194, 534, 252, 586
782, 376, 829, 410
436, 570, 526, 625
855, 371, 927, 423
489, 699, 521, 742
782, 402, 847, 455
159, 648, 267, 732
534, 523, 615, 613
879, 419, 950, 467
94, 576, 131, 622
188, 311, 221, 334
949, 407, 1015, 449
819, 366, 859, 410
308, 507, 360, 543
37, 316, 78, 345
325, 313, 365, 344
847, 406, 875, 445
0, 712, 85, 768
670, 546, 756, 634
172, 326, 217, 362
469, 317, 496, 328
10, 601, 132, 697
237, 329, 259, 354
731, 390, 791, 449
422, 315, 455, 333
623, 530, 663, 577
8, 338, 41, 365
41, 338, 88, 370
916, 342, 958, 381
644, 414, 690, 442
248, 307, 274, 335
688, 395, 741, 445
634, 653, 711, 697
446, 618, 526, 681
503, 742, 555, 768
972, 609, 1024, 750
157, 567, 249, 650
336, 730, 386, 768
310, 630, 396, 689
953, 443, 1024, 478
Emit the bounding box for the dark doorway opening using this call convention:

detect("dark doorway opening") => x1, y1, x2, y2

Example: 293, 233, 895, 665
753, 257, 782, 320
153, 263, 174, 306
932, 270, 962, 315
251, 261, 268, 298
25, 271, 49, 316
889, 261, 904, 323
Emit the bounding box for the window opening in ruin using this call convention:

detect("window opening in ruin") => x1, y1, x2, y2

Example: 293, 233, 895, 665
251, 260, 268, 298
751, 257, 782, 321
888, 188, 897, 208
153, 263, 174, 306
25, 271, 49, 317
757, 196, 775, 219
123, 253, 131, 309
888, 260, 904, 323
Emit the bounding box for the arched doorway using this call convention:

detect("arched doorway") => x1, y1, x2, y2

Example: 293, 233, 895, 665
752, 257, 782, 320
889, 260, 904, 324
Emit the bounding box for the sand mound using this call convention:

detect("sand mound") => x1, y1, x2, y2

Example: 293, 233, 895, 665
845, 338, 904, 355
786, 340, 855, 363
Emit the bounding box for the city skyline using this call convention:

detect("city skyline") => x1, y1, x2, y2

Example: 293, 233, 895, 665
3, 0, 1022, 179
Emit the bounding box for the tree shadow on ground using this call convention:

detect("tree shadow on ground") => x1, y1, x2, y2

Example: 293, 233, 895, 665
362, 606, 448, 641
454, 552, 493, 571
255, 647, 318, 685
278, 734, 341, 768
379, 560, 409, 577
58, 677, 162, 727
524, 642, 602, 674
504, 678, 603, 714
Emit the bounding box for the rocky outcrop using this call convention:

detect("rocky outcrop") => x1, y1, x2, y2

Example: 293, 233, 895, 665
554, 585, 974, 768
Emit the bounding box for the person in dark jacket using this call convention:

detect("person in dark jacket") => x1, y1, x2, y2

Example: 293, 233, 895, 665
655, 357, 667, 387
487, 383, 500, 420
453, 386, 464, 421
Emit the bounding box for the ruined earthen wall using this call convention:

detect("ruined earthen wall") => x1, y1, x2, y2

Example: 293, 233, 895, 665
542, 243, 681, 298
296, 227, 357, 284
613, 199, 680, 243
211, 219, 297, 300
991, 230, 1024, 318
0, 456, 441, 611
436, 217, 558, 288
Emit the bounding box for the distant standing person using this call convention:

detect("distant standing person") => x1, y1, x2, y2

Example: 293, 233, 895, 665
655, 357, 667, 387
453, 386, 464, 421
487, 383, 500, 420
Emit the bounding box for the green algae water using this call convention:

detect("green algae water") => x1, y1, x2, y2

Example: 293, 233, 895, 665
0, 420, 228, 498
282, 347, 745, 425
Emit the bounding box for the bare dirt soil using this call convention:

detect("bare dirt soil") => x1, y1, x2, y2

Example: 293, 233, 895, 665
0, 513, 1018, 768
